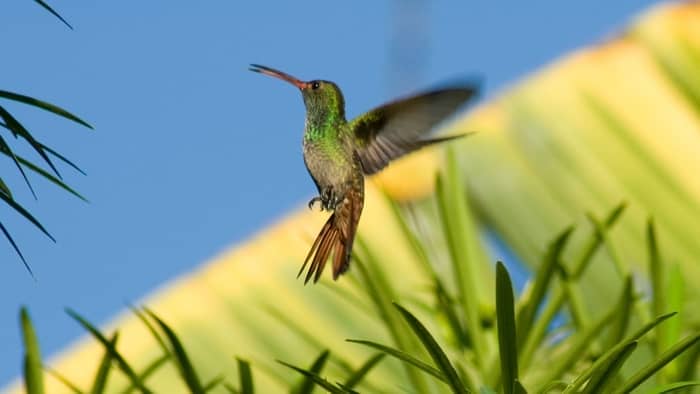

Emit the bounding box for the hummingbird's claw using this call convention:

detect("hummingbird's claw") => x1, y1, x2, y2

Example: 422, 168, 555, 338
308, 196, 322, 211
309, 188, 341, 211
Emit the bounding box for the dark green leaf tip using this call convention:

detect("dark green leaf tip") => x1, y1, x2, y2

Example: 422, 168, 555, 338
33, 0, 73, 29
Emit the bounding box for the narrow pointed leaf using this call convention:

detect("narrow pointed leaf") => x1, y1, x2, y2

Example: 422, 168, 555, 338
2, 131, 83, 210
496, 262, 519, 394
647, 218, 666, 358
0, 90, 90, 127
521, 205, 626, 369
90, 333, 119, 394
65, 309, 152, 394
343, 353, 384, 390
0, 190, 55, 241
263, 304, 353, 375
538, 304, 617, 387
128, 306, 168, 357
16, 155, 87, 201
0, 177, 12, 198
31, 0, 73, 29
347, 339, 446, 382
519, 287, 565, 370
277, 358, 345, 394
393, 303, 469, 394
566, 312, 678, 392
615, 333, 700, 393
289, 349, 330, 394
570, 203, 627, 278
0, 132, 37, 198
0, 105, 62, 178
606, 277, 633, 348
352, 243, 429, 392
0, 221, 33, 275
434, 276, 471, 349
203, 375, 224, 392
436, 148, 487, 367
678, 334, 700, 382
385, 194, 432, 275
582, 341, 637, 394
21, 307, 44, 394
39, 142, 87, 175
648, 381, 700, 393
664, 264, 683, 356
119, 354, 169, 394
585, 212, 627, 281
46, 368, 84, 394
223, 383, 240, 394
236, 358, 254, 394
143, 309, 204, 394
516, 227, 572, 350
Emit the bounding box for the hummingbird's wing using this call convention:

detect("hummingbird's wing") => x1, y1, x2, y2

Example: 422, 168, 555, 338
348, 85, 478, 175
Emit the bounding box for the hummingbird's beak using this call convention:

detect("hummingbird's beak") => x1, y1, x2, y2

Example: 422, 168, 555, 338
249, 64, 309, 90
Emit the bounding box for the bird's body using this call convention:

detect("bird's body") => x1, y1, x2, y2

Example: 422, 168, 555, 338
250, 64, 478, 283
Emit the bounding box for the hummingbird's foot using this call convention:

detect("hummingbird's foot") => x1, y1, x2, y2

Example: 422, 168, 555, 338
308, 196, 323, 211
320, 188, 342, 211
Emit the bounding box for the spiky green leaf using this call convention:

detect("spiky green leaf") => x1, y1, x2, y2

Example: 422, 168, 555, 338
648, 381, 700, 393
347, 339, 445, 382
582, 341, 637, 394
0, 105, 62, 178
394, 303, 468, 394
65, 309, 152, 394
287, 350, 331, 394
21, 307, 44, 394
277, 358, 345, 394
90, 333, 119, 394
615, 333, 700, 393
496, 262, 519, 394
435, 148, 487, 367
237, 358, 254, 394
30, 0, 73, 29
0, 181, 54, 241
143, 309, 205, 394
342, 353, 384, 390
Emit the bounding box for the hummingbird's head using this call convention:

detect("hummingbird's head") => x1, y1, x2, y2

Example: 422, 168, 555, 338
250, 64, 345, 121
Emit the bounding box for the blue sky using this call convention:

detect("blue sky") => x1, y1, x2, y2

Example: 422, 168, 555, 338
0, 0, 659, 384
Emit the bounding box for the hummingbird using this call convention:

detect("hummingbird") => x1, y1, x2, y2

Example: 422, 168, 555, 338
250, 64, 478, 284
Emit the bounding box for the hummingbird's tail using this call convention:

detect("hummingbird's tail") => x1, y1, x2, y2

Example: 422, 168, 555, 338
298, 186, 364, 284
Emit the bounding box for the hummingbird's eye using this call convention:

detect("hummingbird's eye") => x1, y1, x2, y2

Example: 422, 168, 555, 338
311, 81, 321, 90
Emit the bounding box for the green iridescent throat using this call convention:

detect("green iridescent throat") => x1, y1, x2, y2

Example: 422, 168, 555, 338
303, 82, 346, 142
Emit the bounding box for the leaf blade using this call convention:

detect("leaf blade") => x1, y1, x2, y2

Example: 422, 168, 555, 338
342, 353, 384, 390
21, 307, 45, 394
615, 333, 700, 393
89, 332, 119, 394
347, 339, 446, 382
237, 358, 254, 394
65, 309, 152, 394
582, 341, 637, 394
277, 357, 345, 394
496, 262, 519, 394
0, 190, 55, 242
289, 349, 331, 394
31, 0, 73, 29
394, 303, 468, 394
143, 309, 205, 394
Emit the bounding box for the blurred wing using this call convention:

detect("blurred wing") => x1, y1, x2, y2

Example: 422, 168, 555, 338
349, 85, 478, 174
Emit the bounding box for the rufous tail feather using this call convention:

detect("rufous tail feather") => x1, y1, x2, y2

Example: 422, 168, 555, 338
298, 186, 363, 284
